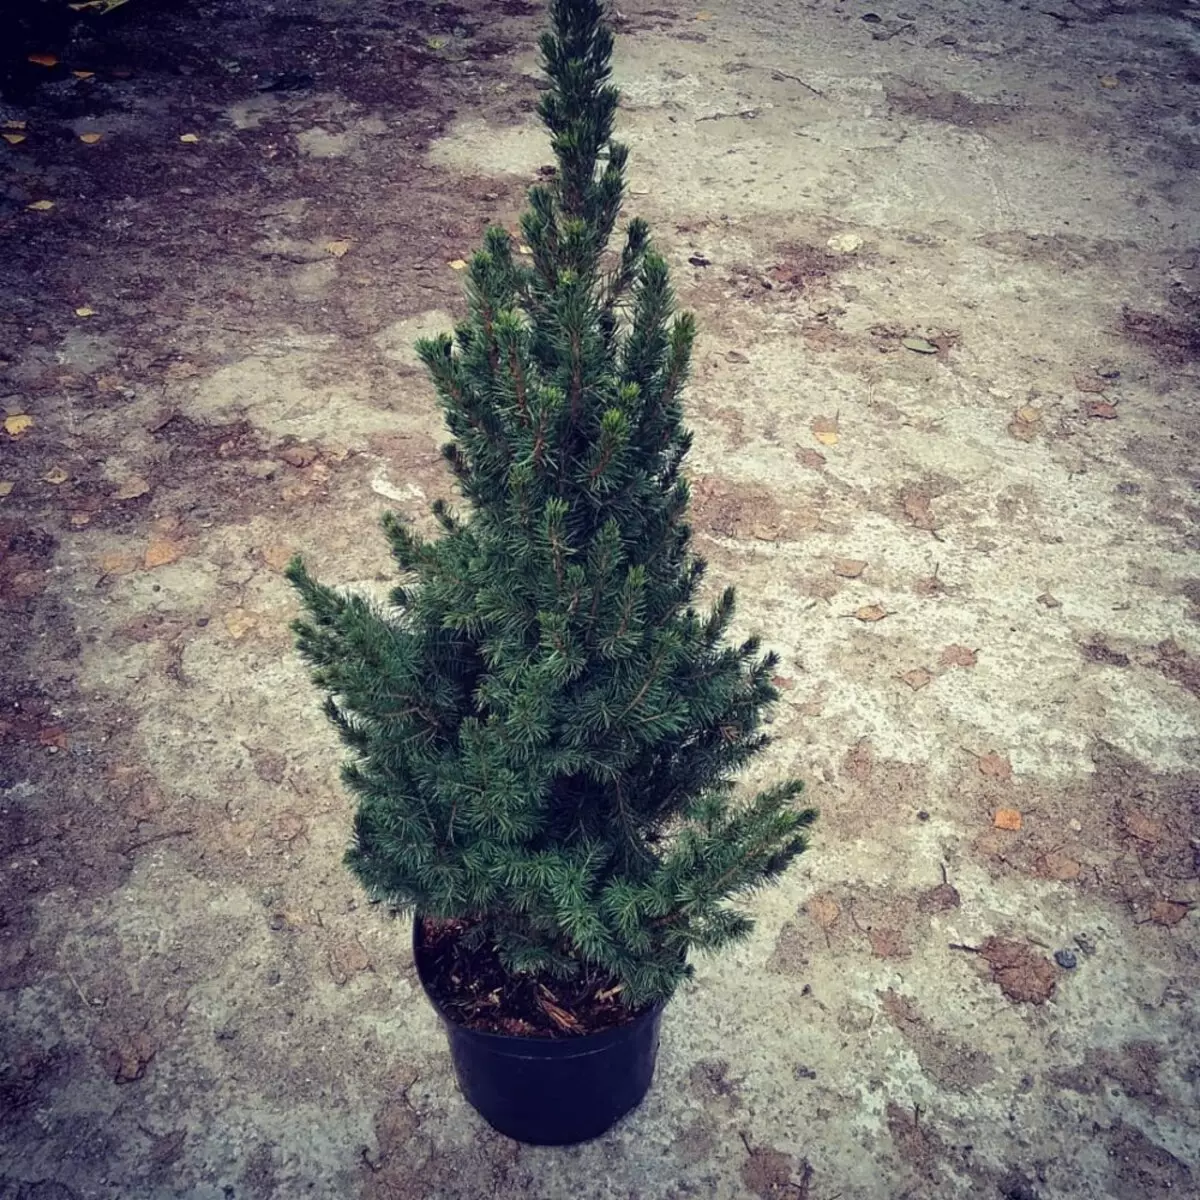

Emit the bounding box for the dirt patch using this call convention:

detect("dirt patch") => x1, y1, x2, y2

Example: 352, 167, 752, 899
886, 80, 1016, 129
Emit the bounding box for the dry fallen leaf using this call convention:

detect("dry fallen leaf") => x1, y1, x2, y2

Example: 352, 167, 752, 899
73, 69, 96, 79
2, 133, 27, 146
993, 808, 1022, 831
900, 667, 932, 691
42, 467, 69, 485
328, 940, 371, 984
324, 239, 353, 258
99, 552, 138, 576
79, 132, 103, 144
4, 414, 34, 437
1098, 75, 1120, 88
978, 937, 1057, 1004
978, 751, 1013, 781
1073, 374, 1108, 394
939, 644, 977, 667
833, 558, 867, 578
1037, 592, 1062, 609
38, 726, 69, 750
795, 448, 826, 469
4, 120, 27, 130
811, 415, 839, 446
28, 53, 59, 67
518, 244, 533, 255
1086, 401, 1118, 419
68, 511, 91, 527
868, 928, 907, 958
854, 604, 889, 622
1124, 809, 1162, 844
1149, 900, 1189, 927
113, 475, 150, 501
1037, 851, 1081, 881
449, 258, 468, 270
0, 481, 14, 498
901, 488, 937, 531
807, 893, 840, 929
179, 133, 200, 144
280, 444, 318, 468
901, 335, 938, 354
75, 306, 96, 318
143, 539, 184, 569
261, 544, 294, 571
224, 610, 259, 639
26, 200, 55, 211
1009, 406, 1041, 442
107, 1031, 156, 1084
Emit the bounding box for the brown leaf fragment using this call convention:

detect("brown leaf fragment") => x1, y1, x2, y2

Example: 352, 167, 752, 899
1074, 374, 1109, 394
280, 444, 318, 467
868, 928, 908, 959
795, 448, 826, 470
854, 604, 889, 622
843, 740, 873, 782
269, 811, 306, 843
900, 668, 932, 691
833, 558, 867, 578
1086, 401, 1118, 419
1037, 592, 1062, 608
113, 475, 150, 501
917, 883, 961, 913
978, 937, 1057, 1004
143, 539, 183, 569
806, 893, 840, 929
1149, 900, 1189, 927
37, 726, 69, 750
993, 808, 1022, 831
1037, 852, 1081, 881
539, 996, 583, 1033
914, 573, 945, 597
901, 488, 937, 531
939, 644, 977, 667
107, 1031, 157, 1083
978, 752, 1013, 781
328, 940, 371, 985
1124, 810, 1162, 844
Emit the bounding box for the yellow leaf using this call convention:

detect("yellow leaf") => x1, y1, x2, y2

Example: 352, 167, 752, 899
426, 36, 446, 49
993, 808, 1022, 831
179, 133, 200, 144
854, 604, 889, 622
75, 306, 95, 318
2, 133, 27, 146
1099, 75, 1120, 88
113, 475, 150, 501
28, 53, 59, 68
224, 610, 259, 639
143, 538, 184, 569
324, 239, 353, 258
79, 132, 103, 144
26, 200, 55, 211
3, 120, 27, 130
4, 414, 34, 437
43, 467, 69, 485
261, 544, 294, 571
811, 415, 839, 446
99, 551, 137, 575
449, 258, 468, 270
0, 481, 14, 498
72, 70, 96, 79
518, 244, 532, 255
1016, 406, 1040, 423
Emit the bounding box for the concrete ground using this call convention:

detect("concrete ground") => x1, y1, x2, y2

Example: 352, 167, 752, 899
1, 1, 1198, 1197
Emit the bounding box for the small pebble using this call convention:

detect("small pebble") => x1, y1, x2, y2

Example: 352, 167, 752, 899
1054, 949, 1078, 970
917, 810, 930, 821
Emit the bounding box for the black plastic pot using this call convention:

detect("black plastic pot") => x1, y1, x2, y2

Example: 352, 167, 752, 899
413, 920, 665, 1145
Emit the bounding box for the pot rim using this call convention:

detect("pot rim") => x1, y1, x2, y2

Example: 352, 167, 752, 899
411, 916, 665, 1051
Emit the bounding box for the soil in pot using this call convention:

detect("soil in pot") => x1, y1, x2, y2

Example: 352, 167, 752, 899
414, 918, 666, 1144
416, 916, 649, 1036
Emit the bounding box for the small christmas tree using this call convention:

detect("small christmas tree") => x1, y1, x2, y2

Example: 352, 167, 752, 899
286, 0, 815, 1010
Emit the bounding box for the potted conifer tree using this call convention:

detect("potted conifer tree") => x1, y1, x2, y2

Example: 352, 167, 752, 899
286, 0, 816, 1146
